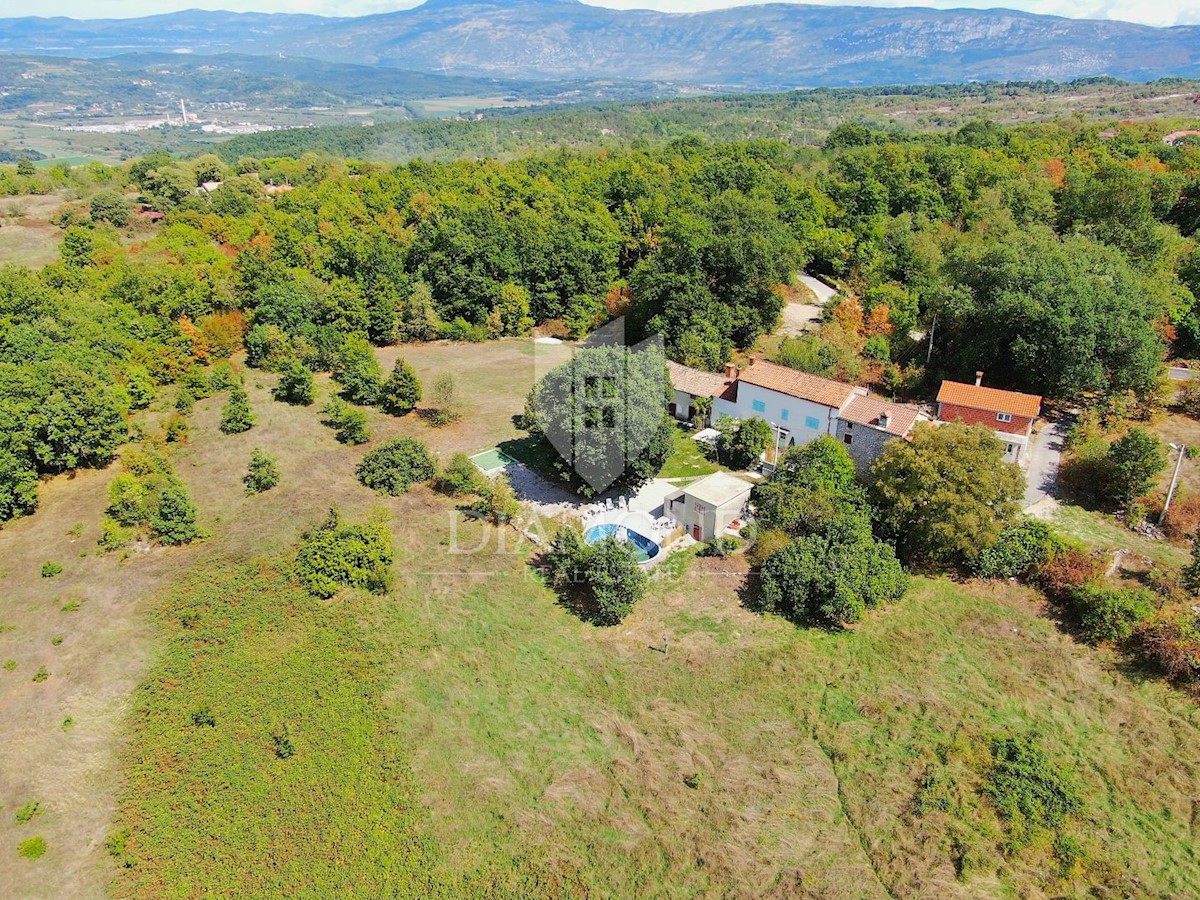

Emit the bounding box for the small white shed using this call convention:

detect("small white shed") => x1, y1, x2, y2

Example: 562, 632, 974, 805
664, 472, 753, 542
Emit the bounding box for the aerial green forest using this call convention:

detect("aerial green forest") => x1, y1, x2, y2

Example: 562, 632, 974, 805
6, 110, 1200, 898
3, 117, 1199, 520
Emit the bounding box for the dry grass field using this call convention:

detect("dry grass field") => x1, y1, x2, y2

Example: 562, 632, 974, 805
4, 340, 1200, 897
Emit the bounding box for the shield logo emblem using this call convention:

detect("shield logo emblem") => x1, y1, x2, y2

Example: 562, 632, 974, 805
533, 317, 666, 495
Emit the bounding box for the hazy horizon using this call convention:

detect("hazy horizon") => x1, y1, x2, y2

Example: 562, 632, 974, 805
11, 0, 1199, 30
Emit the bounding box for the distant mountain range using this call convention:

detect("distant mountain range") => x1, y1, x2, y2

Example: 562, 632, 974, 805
1, 1, 1198, 89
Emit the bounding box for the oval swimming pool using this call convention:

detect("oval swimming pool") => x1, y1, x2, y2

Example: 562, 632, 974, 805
583, 523, 660, 563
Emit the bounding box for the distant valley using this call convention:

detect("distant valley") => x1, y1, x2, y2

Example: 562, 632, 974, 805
1, 1, 1198, 89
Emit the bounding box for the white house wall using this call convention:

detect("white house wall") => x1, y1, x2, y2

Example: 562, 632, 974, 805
713, 382, 839, 447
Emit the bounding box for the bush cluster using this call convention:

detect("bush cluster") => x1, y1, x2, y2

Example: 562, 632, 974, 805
294, 508, 394, 598
320, 399, 370, 445
104, 450, 201, 546
355, 438, 435, 496
434, 452, 485, 497
244, 449, 280, 494
983, 734, 1082, 848
544, 526, 647, 625
971, 519, 1063, 580
219, 384, 255, 435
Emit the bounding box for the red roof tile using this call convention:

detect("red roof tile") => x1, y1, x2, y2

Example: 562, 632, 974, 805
936, 380, 1041, 418
839, 395, 922, 436
667, 361, 732, 398
737, 360, 858, 409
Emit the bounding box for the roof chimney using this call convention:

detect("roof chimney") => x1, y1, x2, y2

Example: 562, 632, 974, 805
724, 362, 737, 380
878, 411, 889, 430
748, 355, 758, 367
975, 371, 984, 387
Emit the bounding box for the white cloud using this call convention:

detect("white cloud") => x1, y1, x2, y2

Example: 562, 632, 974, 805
24, 0, 1200, 27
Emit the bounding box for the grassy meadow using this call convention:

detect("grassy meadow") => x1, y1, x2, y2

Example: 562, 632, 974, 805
4, 340, 1200, 897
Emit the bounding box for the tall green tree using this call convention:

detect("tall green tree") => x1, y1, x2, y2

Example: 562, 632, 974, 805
379, 358, 422, 416
871, 422, 1023, 567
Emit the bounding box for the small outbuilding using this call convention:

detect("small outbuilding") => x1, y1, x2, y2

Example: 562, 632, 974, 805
664, 471, 754, 542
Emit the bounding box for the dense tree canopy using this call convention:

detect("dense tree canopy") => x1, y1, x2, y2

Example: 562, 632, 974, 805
871, 422, 1024, 567
3, 114, 1200, 525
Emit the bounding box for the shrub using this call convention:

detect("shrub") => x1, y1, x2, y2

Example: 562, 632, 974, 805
294, 508, 394, 598
356, 438, 435, 496
15, 801, 40, 823
1163, 494, 1200, 540
427, 373, 462, 427
148, 476, 202, 545
174, 388, 195, 415
758, 514, 908, 628
746, 527, 790, 568
434, 452, 485, 497
99, 516, 136, 551
271, 358, 314, 406
1036, 549, 1104, 602
320, 399, 370, 445
89, 189, 131, 227
190, 707, 216, 727
334, 336, 382, 405
971, 519, 1062, 580
180, 368, 213, 401
40, 561, 62, 578
105, 828, 135, 869
219, 384, 254, 435
273, 724, 296, 759
1106, 428, 1166, 506
699, 536, 740, 558
17, 836, 46, 860
586, 537, 648, 626
379, 358, 422, 416
32, 665, 48, 682
244, 449, 280, 494
1177, 379, 1200, 419
107, 472, 147, 526
1071, 585, 1156, 644
1184, 538, 1200, 594
983, 734, 1082, 846
208, 360, 239, 391
1136, 606, 1200, 682
163, 414, 188, 444
1058, 452, 1116, 507
471, 474, 520, 524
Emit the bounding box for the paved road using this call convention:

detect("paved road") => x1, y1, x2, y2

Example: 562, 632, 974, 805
1024, 416, 1068, 508
798, 273, 838, 305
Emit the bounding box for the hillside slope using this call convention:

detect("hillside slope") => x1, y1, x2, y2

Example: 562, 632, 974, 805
0, 1, 1198, 88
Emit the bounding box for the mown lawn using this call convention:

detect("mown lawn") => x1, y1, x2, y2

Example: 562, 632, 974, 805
657, 425, 720, 480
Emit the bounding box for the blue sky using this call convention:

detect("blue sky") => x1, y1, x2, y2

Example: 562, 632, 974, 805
24, 0, 1200, 27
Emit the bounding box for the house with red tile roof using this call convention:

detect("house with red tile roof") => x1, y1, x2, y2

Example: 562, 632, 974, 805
668, 356, 922, 471
936, 372, 1042, 465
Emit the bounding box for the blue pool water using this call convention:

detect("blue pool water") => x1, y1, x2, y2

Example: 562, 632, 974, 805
584, 523, 660, 563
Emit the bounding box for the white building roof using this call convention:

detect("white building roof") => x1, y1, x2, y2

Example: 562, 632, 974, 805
679, 471, 754, 508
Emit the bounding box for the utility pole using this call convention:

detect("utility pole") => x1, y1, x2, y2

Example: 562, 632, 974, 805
925, 313, 937, 366
1160, 443, 1186, 526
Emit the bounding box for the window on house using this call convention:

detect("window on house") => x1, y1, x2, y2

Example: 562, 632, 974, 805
843, 434, 853, 445
1006, 444, 1015, 453
752, 399, 766, 413
997, 412, 1013, 423
804, 416, 820, 430
781, 408, 789, 421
